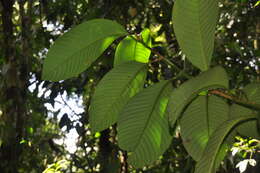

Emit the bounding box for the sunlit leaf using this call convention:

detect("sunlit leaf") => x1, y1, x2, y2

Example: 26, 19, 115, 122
254, 1, 260, 7
42, 19, 127, 81
118, 80, 173, 168
167, 66, 228, 126
180, 95, 229, 161
195, 115, 257, 173
89, 62, 147, 132
114, 28, 151, 66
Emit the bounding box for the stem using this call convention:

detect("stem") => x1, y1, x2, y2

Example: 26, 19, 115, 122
60, 94, 80, 116
129, 35, 192, 79
209, 90, 260, 111
130, 34, 260, 111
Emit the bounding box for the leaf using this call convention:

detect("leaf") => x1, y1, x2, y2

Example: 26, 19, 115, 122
89, 62, 147, 132
254, 1, 260, 7
180, 95, 229, 161
118, 80, 173, 168
114, 28, 151, 66
194, 115, 257, 173
42, 19, 127, 81
167, 66, 228, 126
213, 143, 229, 172
243, 83, 260, 104
230, 83, 260, 138
172, 0, 218, 71
59, 113, 70, 129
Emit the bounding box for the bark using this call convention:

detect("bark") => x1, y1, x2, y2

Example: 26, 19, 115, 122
0, 0, 31, 171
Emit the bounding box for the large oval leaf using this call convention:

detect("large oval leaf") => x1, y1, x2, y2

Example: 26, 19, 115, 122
180, 95, 229, 161
114, 28, 151, 66
118, 80, 173, 168
195, 115, 257, 173
167, 66, 228, 126
89, 62, 147, 132
230, 83, 260, 138
172, 0, 218, 71
42, 19, 127, 81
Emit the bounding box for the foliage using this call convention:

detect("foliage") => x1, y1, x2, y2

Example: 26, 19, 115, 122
43, 160, 69, 173
172, 0, 218, 71
1, 0, 259, 172
42, 0, 260, 172
118, 80, 172, 167
42, 19, 127, 81
89, 61, 147, 132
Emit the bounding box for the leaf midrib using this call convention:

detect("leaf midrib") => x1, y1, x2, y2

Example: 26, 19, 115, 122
132, 82, 170, 152
205, 95, 210, 139
194, 0, 209, 69
104, 64, 146, 123
172, 84, 226, 116
205, 116, 257, 173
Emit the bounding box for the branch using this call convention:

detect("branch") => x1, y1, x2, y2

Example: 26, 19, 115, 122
209, 89, 260, 111
129, 34, 260, 111
60, 94, 80, 116
129, 35, 192, 79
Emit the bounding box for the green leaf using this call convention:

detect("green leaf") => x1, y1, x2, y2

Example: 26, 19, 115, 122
180, 95, 229, 161
213, 143, 229, 172
195, 115, 257, 173
230, 83, 260, 138
42, 19, 127, 81
114, 28, 151, 66
254, 0, 260, 7
244, 83, 260, 103
172, 0, 218, 71
118, 80, 173, 168
89, 62, 147, 132
167, 66, 228, 126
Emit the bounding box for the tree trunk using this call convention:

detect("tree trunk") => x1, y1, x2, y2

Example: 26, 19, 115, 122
0, 0, 31, 172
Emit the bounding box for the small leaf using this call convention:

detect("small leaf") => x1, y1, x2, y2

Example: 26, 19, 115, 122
195, 115, 257, 173
114, 28, 151, 66
172, 0, 218, 71
254, 1, 260, 7
118, 80, 173, 168
213, 143, 229, 172
42, 19, 127, 81
75, 123, 84, 135
167, 66, 228, 126
59, 113, 70, 129
180, 95, 229, 161
89, 62, 147, 132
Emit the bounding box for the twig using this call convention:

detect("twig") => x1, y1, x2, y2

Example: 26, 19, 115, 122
60, 94, 80, 116
129, 35, 192, 79
129, 34, 260, 111
209, 89, 260, 111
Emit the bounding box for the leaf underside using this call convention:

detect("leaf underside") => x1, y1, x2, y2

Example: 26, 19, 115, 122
172, 0, 218, 71
118, 80, 173, 168
195, 115, 257, 173
181, 95, 229, 161
230, 83, 260, 138
114, 28, 151, 66
89, 61, 147, 132
42, 19, 127, 81
167, 66, 228, 126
